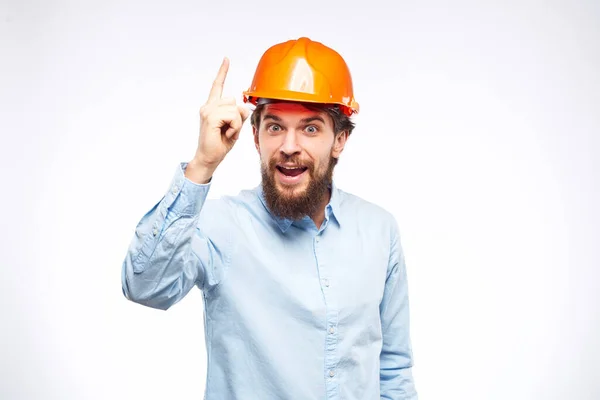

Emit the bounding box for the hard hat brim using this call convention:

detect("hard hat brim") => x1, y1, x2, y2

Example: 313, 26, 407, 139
243, 89, 359, 116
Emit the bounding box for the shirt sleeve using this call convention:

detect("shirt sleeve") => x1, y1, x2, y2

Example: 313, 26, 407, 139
121, 162, 232, 310
379, 218, 418, 399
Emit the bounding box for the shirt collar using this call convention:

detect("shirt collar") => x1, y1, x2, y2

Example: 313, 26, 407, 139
255, 182, 343, 233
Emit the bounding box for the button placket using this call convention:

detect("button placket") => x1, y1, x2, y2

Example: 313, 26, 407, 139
314, 232, 338, 394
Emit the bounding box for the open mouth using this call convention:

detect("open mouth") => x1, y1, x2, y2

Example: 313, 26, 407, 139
276, 165, 308, 178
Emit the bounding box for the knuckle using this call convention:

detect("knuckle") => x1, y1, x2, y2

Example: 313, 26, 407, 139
199, 105, 212, 119
199, 106, 207, 118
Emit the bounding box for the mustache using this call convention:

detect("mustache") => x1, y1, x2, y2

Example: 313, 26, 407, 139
268, 154, 314, 171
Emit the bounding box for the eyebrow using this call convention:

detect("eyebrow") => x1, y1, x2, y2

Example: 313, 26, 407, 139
299, 116, 326, 125
262, 114, 282, 122
262, 114, 325, 125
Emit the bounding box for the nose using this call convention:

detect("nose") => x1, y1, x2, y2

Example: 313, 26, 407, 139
279, 129, 302, 156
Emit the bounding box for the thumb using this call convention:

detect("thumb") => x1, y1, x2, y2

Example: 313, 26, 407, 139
238, 105, 251, 122
225, 126, 239, 141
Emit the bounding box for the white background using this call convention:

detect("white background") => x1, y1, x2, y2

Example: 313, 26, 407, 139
2, 0, 599, 399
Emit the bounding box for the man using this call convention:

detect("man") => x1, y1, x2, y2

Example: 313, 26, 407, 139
122, 37, 417, 399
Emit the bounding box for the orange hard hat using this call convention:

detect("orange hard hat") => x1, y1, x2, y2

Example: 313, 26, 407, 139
243, 37, 359, 116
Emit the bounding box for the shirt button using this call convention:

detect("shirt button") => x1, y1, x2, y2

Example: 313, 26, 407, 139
329, 327, 335, 334
315, 236, 320, 242
329, 370, 335, 377
172, 185, 179, 194
152, 228, 158, 236
322, 279, 329, 287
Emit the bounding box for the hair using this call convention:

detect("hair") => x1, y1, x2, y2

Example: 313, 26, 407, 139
249, 99, 356, 136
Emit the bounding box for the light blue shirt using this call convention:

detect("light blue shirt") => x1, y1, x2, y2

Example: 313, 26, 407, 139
122, 163, 417, 399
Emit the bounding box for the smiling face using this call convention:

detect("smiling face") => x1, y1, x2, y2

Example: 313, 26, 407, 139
253, 102, 348, 221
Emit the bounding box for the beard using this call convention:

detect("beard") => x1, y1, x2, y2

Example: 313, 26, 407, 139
261, 153, 338, 221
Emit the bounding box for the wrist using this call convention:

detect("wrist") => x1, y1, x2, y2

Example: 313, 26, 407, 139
184, 159, 216, 184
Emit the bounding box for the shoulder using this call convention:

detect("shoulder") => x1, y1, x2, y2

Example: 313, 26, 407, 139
337, 188, 398, 223
336, 188, 400, 236
201, 186, 263, 219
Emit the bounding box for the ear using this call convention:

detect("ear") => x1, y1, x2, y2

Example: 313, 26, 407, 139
331, 130, 348, 158
253, 125, 260, 153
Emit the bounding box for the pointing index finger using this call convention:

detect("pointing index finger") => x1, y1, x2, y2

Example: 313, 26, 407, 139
208, 57, 229, 102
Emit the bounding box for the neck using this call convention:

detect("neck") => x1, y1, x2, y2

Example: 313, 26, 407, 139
310, 188, 331, 229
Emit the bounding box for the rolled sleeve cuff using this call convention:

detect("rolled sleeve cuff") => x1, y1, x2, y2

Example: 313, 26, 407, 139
165, 162, 211, 216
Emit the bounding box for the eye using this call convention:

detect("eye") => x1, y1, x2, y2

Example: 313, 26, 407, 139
304, 125, 319, 134
267, 124, 282, 133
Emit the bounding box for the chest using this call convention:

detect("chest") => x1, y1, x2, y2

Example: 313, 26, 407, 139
217, 222, 390, 321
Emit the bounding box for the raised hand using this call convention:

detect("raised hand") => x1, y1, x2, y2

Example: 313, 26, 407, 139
186, 57, 250, 183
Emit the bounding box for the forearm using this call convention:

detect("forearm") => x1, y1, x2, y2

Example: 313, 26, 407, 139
121, 163, 210, 310
380, 219, 418, 399
379, 301, 417, 400
380, 355, 417, 400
